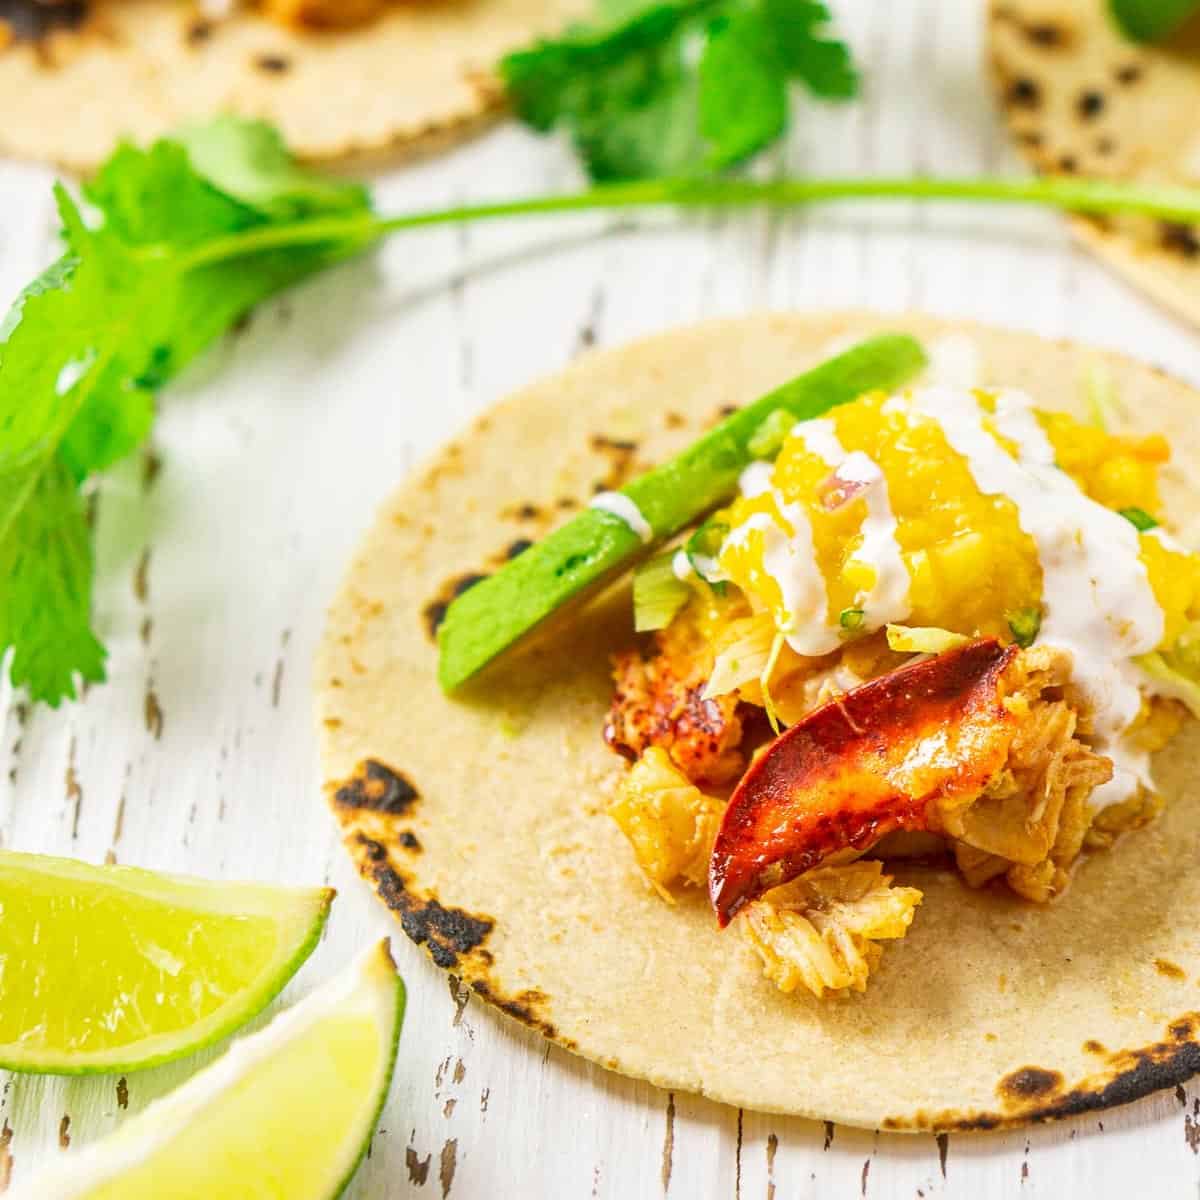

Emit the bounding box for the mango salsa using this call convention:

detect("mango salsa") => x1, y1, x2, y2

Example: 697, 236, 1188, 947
713, 390, 1200, 656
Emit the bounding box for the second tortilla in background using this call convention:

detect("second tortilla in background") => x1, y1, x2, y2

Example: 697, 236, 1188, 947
988, 0, 1200, 327
0, 0, 587, 170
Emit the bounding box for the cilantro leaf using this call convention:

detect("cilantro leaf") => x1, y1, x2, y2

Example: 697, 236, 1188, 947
763, 0, 857, 97
698, 10, 788, 169
83, 141, 257, 249
0, 119, 373, 705
174, 117, 370, 220
500, 0, 858, 181
1108, 0, 1200, 42
502, 3, 706, 180
576, 69, 705, 180
0, 458, 105, 704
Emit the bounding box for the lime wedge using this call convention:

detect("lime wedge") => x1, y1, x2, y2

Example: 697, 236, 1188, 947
0, 850, 333, 1074
12, 941, 404, 1200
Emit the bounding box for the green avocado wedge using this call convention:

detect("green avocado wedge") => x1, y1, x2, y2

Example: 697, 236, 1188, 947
437, 333, 927, 691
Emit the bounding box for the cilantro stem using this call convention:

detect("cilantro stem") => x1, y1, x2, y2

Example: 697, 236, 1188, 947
164, 174, 1200, 273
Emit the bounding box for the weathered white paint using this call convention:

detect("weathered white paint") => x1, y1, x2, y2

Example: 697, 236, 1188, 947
2, 3, 1200, 1198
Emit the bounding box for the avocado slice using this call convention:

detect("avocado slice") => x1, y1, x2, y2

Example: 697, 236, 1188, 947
437, 332, 927, 691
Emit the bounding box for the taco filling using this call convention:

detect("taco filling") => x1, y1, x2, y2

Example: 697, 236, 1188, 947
605, 384, 1200, 998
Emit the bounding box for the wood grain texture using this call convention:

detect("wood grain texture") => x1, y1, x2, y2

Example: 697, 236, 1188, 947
1, 2, 1199, 1196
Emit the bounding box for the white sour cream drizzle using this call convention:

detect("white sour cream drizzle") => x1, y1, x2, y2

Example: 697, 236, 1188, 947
672, 548, 694, 582
730, 460, 841, 656
589, 492, 653, 544
1149, 525, 1188, 554
726, 424, 909, 656
791, 418, 910, 634
738, 459, 774, 499
748, 513, 841, 657
906, 386, 1164, 807
789, 417, 844, 466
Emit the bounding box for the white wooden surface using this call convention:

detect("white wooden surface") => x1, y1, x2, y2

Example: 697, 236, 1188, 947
2, 2, 1199, 1196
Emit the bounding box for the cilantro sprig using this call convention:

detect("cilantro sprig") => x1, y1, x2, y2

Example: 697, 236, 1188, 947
0, 119, 371, 703
500, 0, 857, 180
8, 118, 1200, 705
1109, 0, 1200, 42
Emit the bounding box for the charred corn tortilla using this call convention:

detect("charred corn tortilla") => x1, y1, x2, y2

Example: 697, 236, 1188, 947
988, 0, 1200, 328
317, 313, 1200, 1129
0, 0, 585, 170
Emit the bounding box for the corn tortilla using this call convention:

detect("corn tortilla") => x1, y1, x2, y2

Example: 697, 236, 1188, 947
988, 0, 1200, 329
0, 0, 585, 171
317, 313, 1200, 1129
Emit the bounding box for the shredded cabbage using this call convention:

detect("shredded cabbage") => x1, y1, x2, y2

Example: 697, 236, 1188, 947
632, 553, 691, 632
1169, 620, 1200, 677
1084, 361, 1120, 431
704, 612, 779, 699
760, 630, 787, 735
1138, 652, 1200, 719
885, 624, 970, 654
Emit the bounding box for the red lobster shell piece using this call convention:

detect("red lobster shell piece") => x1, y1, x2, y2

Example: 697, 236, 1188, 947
709, 638, 1020, 925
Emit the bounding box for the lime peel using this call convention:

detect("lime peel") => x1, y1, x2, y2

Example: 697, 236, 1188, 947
9, 940, 404, 1200
0, 850, 333, 1075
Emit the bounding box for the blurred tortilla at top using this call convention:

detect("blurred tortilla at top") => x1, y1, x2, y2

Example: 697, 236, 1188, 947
988, 0, 1200, 327
0, 0, 585, 170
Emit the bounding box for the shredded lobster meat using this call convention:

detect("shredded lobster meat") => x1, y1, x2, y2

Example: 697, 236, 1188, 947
607, 747, 724, 899
938, 645, 1112, 901
740, 861, 922, 998
604, 627, 1172, 999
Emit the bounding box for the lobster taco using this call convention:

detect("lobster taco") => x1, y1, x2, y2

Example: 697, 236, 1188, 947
0, 0, 583, 170
988, 0, 1200, 328
318, 314, 1200, 1129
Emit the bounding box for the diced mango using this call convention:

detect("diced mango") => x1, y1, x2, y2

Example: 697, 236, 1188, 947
709, 391, 1200, 660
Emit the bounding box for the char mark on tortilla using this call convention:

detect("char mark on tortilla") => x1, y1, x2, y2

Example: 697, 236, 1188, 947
333, 758, 419, 816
